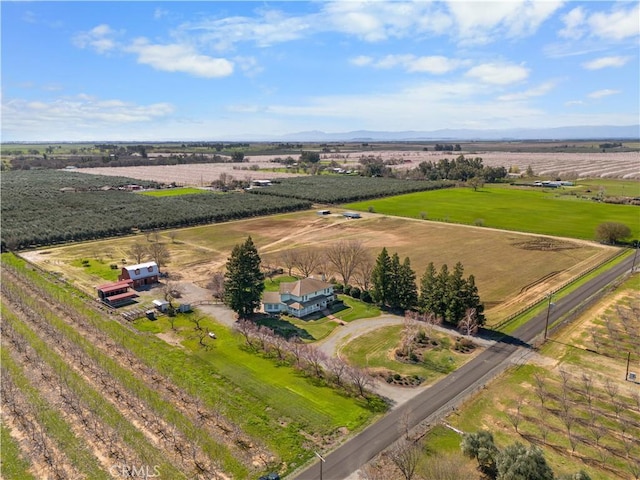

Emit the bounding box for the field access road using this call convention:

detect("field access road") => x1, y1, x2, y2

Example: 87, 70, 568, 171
293, 252, 636, 480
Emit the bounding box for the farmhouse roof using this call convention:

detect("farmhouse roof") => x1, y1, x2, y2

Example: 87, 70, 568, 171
280, 278, 332, 297
262, 292, 281, 304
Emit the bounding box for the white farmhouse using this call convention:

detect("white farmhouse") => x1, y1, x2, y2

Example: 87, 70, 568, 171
263, 278, 334, 318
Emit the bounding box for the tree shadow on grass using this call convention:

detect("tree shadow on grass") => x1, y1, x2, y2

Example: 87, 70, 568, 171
253, 313, 314, 340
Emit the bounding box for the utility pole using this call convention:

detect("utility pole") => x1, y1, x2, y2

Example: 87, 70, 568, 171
314, 451, 325, 480
544, 293, 554, 340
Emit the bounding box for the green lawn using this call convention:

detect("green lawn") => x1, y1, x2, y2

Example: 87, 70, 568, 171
70, 258, 120, 282
139, 187, 208, 197
263, 275, 299, 292
345, 186, 640, 240
133, 311, 374, 433
343, 325, 475, 383
331, 295, 381, 322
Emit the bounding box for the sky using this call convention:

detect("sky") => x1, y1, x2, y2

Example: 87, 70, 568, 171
1, 1, 639, 141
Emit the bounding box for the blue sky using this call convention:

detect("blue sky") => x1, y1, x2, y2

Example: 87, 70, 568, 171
2, 1, 639, 141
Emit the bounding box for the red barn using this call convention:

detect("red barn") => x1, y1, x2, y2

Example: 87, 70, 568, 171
118, 261, 159, 288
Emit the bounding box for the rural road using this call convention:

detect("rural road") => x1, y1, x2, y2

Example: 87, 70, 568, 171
292, 252, 637, 480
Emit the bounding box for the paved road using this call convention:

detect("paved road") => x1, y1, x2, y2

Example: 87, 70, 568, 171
292, 252, 636, 480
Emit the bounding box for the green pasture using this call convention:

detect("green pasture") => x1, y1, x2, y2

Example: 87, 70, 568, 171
345, 185, 640, 240
566, 178, 640, 198
70, 258, 120, 282
139, 187, 208, 197
133, 311, 374, 433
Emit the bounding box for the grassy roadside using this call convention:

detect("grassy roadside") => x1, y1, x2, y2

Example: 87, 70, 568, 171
498, 249, 634, 335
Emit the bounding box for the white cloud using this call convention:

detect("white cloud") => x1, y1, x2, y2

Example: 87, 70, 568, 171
447, 0, 562, 44
181, 10, 311, 51
588, 89, 621, 99
582, 56, 630, 70
73, 24, 119, 54
234, 56, 263, 77
558, 6, 586, 39
588, 4, 640, 40
351, 54, 464, 74
406, 55, 464, 74
154, 8, 169, 20
350, 55, 373, 67
465, 62, 529, 85
498, 81, 557, 101
2, 95, 174, 139
564, 100, 584, 106
558, 3, 640, 40
125, 39, 234, 78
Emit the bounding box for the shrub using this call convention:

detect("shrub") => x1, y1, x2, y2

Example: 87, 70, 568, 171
349, 287, 361, 299
360, 290, 372, 303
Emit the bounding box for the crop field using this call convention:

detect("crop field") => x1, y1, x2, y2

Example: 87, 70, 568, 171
0, 253, 376, 479
139, 187, 208, 197
1, 170, 311, 250
248, 176, 453, 203
48, 148, 639, 187
437, 276, 640, 479
23, 210, 617, 324
345, 185, 640, 241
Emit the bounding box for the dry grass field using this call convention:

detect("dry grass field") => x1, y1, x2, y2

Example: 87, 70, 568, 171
23, 210, 618, 324
73, 150, 639, 186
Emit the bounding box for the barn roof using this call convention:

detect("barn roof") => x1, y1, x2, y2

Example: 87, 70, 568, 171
123, 261, 159, 280
97, 280, 132, 293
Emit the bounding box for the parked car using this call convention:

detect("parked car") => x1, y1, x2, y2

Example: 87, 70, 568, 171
258, 474, 280, 480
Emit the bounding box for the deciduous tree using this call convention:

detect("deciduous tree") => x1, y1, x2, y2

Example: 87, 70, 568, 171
326, 240, 366, 286
595, 222, 631, 244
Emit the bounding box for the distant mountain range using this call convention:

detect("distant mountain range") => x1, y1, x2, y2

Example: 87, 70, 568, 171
276, 125, 640, 142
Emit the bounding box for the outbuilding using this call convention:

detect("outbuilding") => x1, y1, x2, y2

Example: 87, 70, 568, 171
343, 211, 362, 219
96, 280, 137, 306
119, 261, 159, 288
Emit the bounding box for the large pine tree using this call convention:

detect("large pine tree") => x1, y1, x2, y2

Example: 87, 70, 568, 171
224, 236, 265, 319
370, 247, 392, 306
396, 256, 418, 311
419, 262, 484, 328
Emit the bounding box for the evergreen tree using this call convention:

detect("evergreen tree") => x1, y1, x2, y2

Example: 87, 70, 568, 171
224, 236, 265, 319
434, 264, 450, 320
462, 274, 485, 325
388, 252, 402, 308
445, 262, 466, 324
397, 257, 417, 311
419, 262, 437, 314
371, 247, 392, 306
